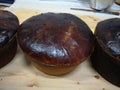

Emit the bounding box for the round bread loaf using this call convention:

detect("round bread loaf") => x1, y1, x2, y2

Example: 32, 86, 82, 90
91, 18, 120, 87
18, 13, 94, 75
0, 10, 19, 68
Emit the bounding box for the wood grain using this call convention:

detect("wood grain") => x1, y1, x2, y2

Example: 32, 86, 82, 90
0, 9, 120, 90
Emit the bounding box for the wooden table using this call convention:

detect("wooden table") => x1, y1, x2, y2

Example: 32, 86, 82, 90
0, 0, 120, 90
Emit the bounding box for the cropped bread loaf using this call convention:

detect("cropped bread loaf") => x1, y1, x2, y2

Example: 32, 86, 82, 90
91, 18, 120, 87
0, 10, 19, 68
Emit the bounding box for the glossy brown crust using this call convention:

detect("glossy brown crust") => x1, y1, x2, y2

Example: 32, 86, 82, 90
91, 18, 120, 87
95, 18, 120, 64
0, 10, 19, 68
18, 13, 94, 66
0, 38, 17, 68
91, 41, 120, 87
0, 10, 19, 47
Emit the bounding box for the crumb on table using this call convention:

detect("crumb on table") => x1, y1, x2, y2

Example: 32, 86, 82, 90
77, 81, 80, 85
102, 88, 105, 90
94, 75, 100, 79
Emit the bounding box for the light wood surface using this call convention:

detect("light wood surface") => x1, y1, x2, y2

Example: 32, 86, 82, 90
0, 1, 120, 90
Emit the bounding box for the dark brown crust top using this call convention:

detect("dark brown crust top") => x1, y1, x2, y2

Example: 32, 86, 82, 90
18, 13, 94, 66
0, 10, 19, 47
95, 18, 120, 63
